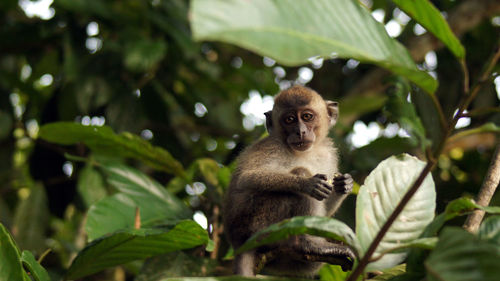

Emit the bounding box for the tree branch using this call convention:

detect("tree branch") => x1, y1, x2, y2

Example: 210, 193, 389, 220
463, 144, 500, 233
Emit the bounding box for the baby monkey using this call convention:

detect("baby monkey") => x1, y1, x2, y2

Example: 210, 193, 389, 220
223, 85, 355, 277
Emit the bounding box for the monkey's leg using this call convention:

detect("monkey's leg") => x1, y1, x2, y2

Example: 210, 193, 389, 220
234, 250, 257, 276
286, 236, 356, 271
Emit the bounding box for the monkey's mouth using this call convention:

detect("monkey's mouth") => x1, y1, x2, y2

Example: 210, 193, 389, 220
291, 141, 313, 151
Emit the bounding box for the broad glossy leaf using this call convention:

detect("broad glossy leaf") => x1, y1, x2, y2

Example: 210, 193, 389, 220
236, 216, 360, 255
86, 162, 192, 241
21, 251, 51, 281
392, 0, 465, 59
425, 227, 500, 281
67, 220, 208, 280
356, 154, 436, 270
39, 122, 185, 177
190, 0, 437, 93
0, 223, 25, 281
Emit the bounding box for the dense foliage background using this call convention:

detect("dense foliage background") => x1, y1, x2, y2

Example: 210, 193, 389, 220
0, 0, 499, 280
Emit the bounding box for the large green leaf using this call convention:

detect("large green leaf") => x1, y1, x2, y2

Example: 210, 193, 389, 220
356, 154, 436, 270
39, 122, 185, 177
86, 162, 192, 241
190, 0, 437, 93
0, 223, 26, 281
425, 227, 500, 281
136, 252, 218, 280
236, 216, 360, 255
67, 220, 208, 280
20, 251, 51, 281
392, 0, 465, 59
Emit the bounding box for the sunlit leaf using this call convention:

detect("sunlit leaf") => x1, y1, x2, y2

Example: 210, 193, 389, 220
367, 264, 406, 281
356, 154, 436, 270
67, 221, 208, 280
425, 227, 500, 281
392, 0, 465, 59
39, 122, 185, 177
86, 162, 192, 241
191, 0, 437, 93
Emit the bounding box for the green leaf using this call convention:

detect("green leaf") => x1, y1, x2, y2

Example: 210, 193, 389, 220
67, 220, 208, 280
392, 0, 465, 59
367, 264, 406, 281
406, 197, 500, 274
0, 223, 25, 281
12, 183, 50, 255
190, 0, 437, 93
20, 251, 51, 281
77, 164, 107, 208
383, 79, 429, 148
356, 154, 436, 270
194, 158, 220, 187
319, 264, 349, 281
86, 162, 192, 241
39, 122, 185, 177
124, 39, 167, 72
425, 227, 500, 281
448, 122, 500, 143
478, 216, 500, 246
236, 216, 360, 255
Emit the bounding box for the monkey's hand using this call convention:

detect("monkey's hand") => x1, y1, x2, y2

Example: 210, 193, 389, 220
306, 174, 333, 201
332, 173, 353, 195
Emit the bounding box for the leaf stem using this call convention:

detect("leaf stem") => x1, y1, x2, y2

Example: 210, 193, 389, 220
347, 45, 500, 281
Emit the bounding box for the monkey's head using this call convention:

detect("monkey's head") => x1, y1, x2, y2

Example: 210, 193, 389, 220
265, 85, 338, 152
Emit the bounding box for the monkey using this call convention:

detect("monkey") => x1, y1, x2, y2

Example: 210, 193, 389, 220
223, 85, 355, 278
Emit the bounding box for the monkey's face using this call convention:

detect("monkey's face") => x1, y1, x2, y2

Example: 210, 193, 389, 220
280, 108, 318, 152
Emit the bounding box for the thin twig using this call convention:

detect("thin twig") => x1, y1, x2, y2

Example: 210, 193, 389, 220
463, 144, 500, 233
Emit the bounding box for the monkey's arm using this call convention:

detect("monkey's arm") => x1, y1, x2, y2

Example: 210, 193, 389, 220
235, 170, 333, 200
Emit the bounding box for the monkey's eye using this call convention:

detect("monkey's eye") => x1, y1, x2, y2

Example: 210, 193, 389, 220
284, 115, 296, 124
302, 113, 314, 121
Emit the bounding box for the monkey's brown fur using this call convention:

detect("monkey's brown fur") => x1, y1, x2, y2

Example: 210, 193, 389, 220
224, 86, 354, 277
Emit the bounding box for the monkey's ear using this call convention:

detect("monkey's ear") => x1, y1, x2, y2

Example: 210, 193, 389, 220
264, 111, 273, 134
326, 101, 339, 127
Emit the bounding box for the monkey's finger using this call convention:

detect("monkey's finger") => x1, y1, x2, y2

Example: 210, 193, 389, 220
333, 176, 353, 185
314, 174, 328, 181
